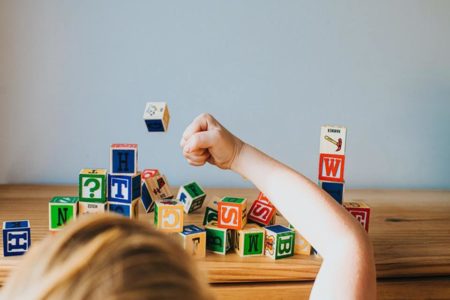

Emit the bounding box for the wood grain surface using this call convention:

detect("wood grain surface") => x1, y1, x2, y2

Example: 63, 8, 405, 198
0, 185, 449, 289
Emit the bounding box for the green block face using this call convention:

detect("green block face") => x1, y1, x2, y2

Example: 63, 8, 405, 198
154, 204, 159, 225
50, 204, 75, 230
222, 197, 245, 204
276, 232, 295, 259
184, 182, 205, 198
188, 195, 206, 213
244, 232, 264, 255
50, 196, 79, 204
206, 227, 226, 254
79, 173, 107, 202
203, 207, 218, 225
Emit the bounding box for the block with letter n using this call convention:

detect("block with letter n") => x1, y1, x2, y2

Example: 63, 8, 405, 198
49, 197, 79, 231
343, 201, 371, 232
235, 224, 265, 257
264, 225, 295, 259
79, 169, 107, 202
205, 221, 232, 255
178, 225, 206, 258
318, 153, 345, 182
217, 196, 247, 230
248, 192, 276, 226
154, 200, 184, 233
108, 172, 141, 203
3, 220, 31, 257
177, 181, 206, 214
110, 144, 138, 175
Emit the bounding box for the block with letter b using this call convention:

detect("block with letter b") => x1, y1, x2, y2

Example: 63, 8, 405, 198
218, 197, 247, 230
264, 225, 295, 259
319, 180, 344, 204
318, 153, 345, 183
289, 225, 312, 255
343, 201, 371, 232
3, 220, 31, 257
49, 197, 79, 231
110, 144, 138, 175
177, 181, 206, 214
143, 102, 170, 132
108, 199, 139, 219
79, 169, 107, 202
205, 221, 232, 255
178, 225, 206, 258
235, 224, 265, 257
248, 193, 276, 226
108, 172, 141, 203
154, 200, 184, 232
320, 125, 347, 155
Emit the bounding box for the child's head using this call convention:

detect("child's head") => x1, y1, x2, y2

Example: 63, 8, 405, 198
1, 214, 213, 300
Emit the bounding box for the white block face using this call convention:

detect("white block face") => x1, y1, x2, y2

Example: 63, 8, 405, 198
177, 187, 193, 213
143, 102, 166, 120
264, 229, 277, 259
320, 125, 347, 155
79, 202, 107, 214
81, 177, 103, 199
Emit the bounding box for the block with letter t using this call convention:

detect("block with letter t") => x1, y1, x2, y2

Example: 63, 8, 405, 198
264, 225, 295, 259
248, 192, 276, 226
343, 201, 371, 232
205, 221, 232, 255
234, 224, 265, 257
177, 181, 206, 214
49, 197, 79, 231
79, 201, 107, 215
218, 197, 247, 230
143, 102, 170, 132
110, 144, 138, 175
108, 172, 141, 203
154, 200, 184, 233
108, 199, 139, 219
3, 220, 31, 256
79, 169, 107, 202
178, 225, 206, 258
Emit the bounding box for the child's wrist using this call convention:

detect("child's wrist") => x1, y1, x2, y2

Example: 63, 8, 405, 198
230, 140, 246, 174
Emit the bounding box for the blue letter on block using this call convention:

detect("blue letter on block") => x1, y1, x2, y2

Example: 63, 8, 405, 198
112, 149, 135, 174
108, 175, 132, 203
3, 220, 31, 256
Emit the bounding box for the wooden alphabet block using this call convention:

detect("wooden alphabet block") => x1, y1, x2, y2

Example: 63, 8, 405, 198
79, 169, 107, 202
248, 198, 276, 226
318, 153, 345, 183
177, 181, 206, 214
218, 197, 247, 230
320, 125, 347, 155
343, 201, 371, 232
202, 196, 221, 225
110, 144, 138, 175
319, 180, 344, 204
49, 197, 79, 231
143, 102, 170, 132
141, 169, 160, 181
154, 200, 184, 232
205, 221, 232, 255
108, 199, 139, 219
3, 220, 31, 257
234, 224, 265, 257
79, 201, 107, 214
256, 192, 271, 204
289, 225, 312, 255
178, 225, 206, 258
264, 225, 295, 259
108, 172, 141, 203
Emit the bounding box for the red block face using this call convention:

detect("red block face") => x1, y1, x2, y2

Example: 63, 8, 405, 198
248, 200, 276, 225
344, 202, 371, 232
218, 203, 242, 230
319, 153, 345, 182
257, 192, 271, 204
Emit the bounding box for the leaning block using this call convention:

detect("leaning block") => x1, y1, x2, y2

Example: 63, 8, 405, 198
248, 198, 276, 226
108, 172, 141, 203
217, 197, 247, 230
202, 196, 221, 225
205, 221, 232, 255
177, 181, 206, 214
289, 225, 312, 255
234, 224, 265, 257
143, 102, 170, 132
264, 225, 295, 259
318, 153, 345, 183
49, 197, 79, 231
154, 200, 184, 232
79, 169, 107, 202
319, 180, 344, 204
110, 144, 138, 175
320, 125, 347, 155
141, 174, 173, 213
343, 201, 371, 232
178, 225, 206, 258
79, 201, 107, 214
108, 199, 139, 219
3, 220, 31, 257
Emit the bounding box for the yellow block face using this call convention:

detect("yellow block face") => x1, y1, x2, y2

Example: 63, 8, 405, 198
294, 232, 312, 255
184, 232, 206, 258
156, 202, 184, 232
80, 169, 107, 175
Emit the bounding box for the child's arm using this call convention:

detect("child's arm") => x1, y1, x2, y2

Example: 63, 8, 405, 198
181, 113, 376, 300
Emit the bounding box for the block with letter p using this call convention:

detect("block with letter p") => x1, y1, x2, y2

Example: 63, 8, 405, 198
49, 197, 79, 231
177, 181, 206, 214
178, 225, 206, 258
218, 197, 247, 230
79, 169, 107, 202
3, 220, 31, 257
154, 200, 184, 232
110, 144, 138, 175
108, 172, 141, 203
235, 224, 265, 257
343, 201, 371, 232
264, 225, 295, 259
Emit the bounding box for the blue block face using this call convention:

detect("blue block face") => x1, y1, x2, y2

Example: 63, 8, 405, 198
3, 224, 31, 257
322, 182, 344, 204
112, 149, 136, 174
141, 181, 155, 213
109, 202, 131, 217
108, 173, 141, 203
265, 225, 290, 234
4, 220, 29, 229
145, 119, 165, 132
182, 225, 205, 235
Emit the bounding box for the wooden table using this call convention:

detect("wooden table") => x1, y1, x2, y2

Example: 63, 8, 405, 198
1, 186, 449, 299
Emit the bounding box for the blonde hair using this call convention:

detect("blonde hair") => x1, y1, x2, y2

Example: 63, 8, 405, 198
1, 214, 213, 300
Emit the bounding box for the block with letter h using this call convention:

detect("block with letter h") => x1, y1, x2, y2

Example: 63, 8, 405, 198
177, 181, 206, 214
205, 221, 232, 255
110, 144, 138, 175
154, 200, 184, 232
264, 225, 295, 259
49, 197, 79, 231
343, 201, 371, 232
235, 224, 265, 257
3, 220, 31, 257
178, 225, 206, 258
218, 197, 247, 230
248, 192, 277, 226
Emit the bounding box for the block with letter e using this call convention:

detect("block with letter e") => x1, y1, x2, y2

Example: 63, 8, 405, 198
264, 225, 295, 259
318, 153, 345, 182
108, 173, 141, 203
49, 197, 79, 231
110, 144, 138, 175
178, 225, 206, 258
218, 197, 247, 230
235, 224, 265, 257
79, 169, 107, 202
3, 220, 31, 256
205, 221, 232, 255
343, 201, 371, 232
154, 200, 184, 232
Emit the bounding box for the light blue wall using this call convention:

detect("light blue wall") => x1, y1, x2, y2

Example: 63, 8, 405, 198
1, 1, 449, 188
